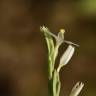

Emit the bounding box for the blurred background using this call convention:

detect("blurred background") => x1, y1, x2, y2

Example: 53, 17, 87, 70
0, 0, 96, 96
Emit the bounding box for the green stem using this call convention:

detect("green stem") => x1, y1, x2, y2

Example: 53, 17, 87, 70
48, 78, 53, 96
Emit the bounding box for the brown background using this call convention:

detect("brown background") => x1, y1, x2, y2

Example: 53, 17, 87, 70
0, 0, 96, 96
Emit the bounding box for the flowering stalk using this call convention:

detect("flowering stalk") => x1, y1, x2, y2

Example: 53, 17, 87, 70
40, 26, 84, 96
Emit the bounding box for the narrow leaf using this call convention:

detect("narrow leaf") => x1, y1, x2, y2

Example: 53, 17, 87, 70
40, 26, 55, 79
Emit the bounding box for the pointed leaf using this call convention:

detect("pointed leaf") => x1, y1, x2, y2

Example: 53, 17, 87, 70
40, 26, 55, 79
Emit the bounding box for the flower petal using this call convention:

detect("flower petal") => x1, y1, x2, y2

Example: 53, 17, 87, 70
57, 45, 75, 72
70, 82, 84, 96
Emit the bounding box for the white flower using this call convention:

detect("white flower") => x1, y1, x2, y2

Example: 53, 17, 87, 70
70, 82, 84, 96
40, 26, 79, 47
57, 45, 75, 72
